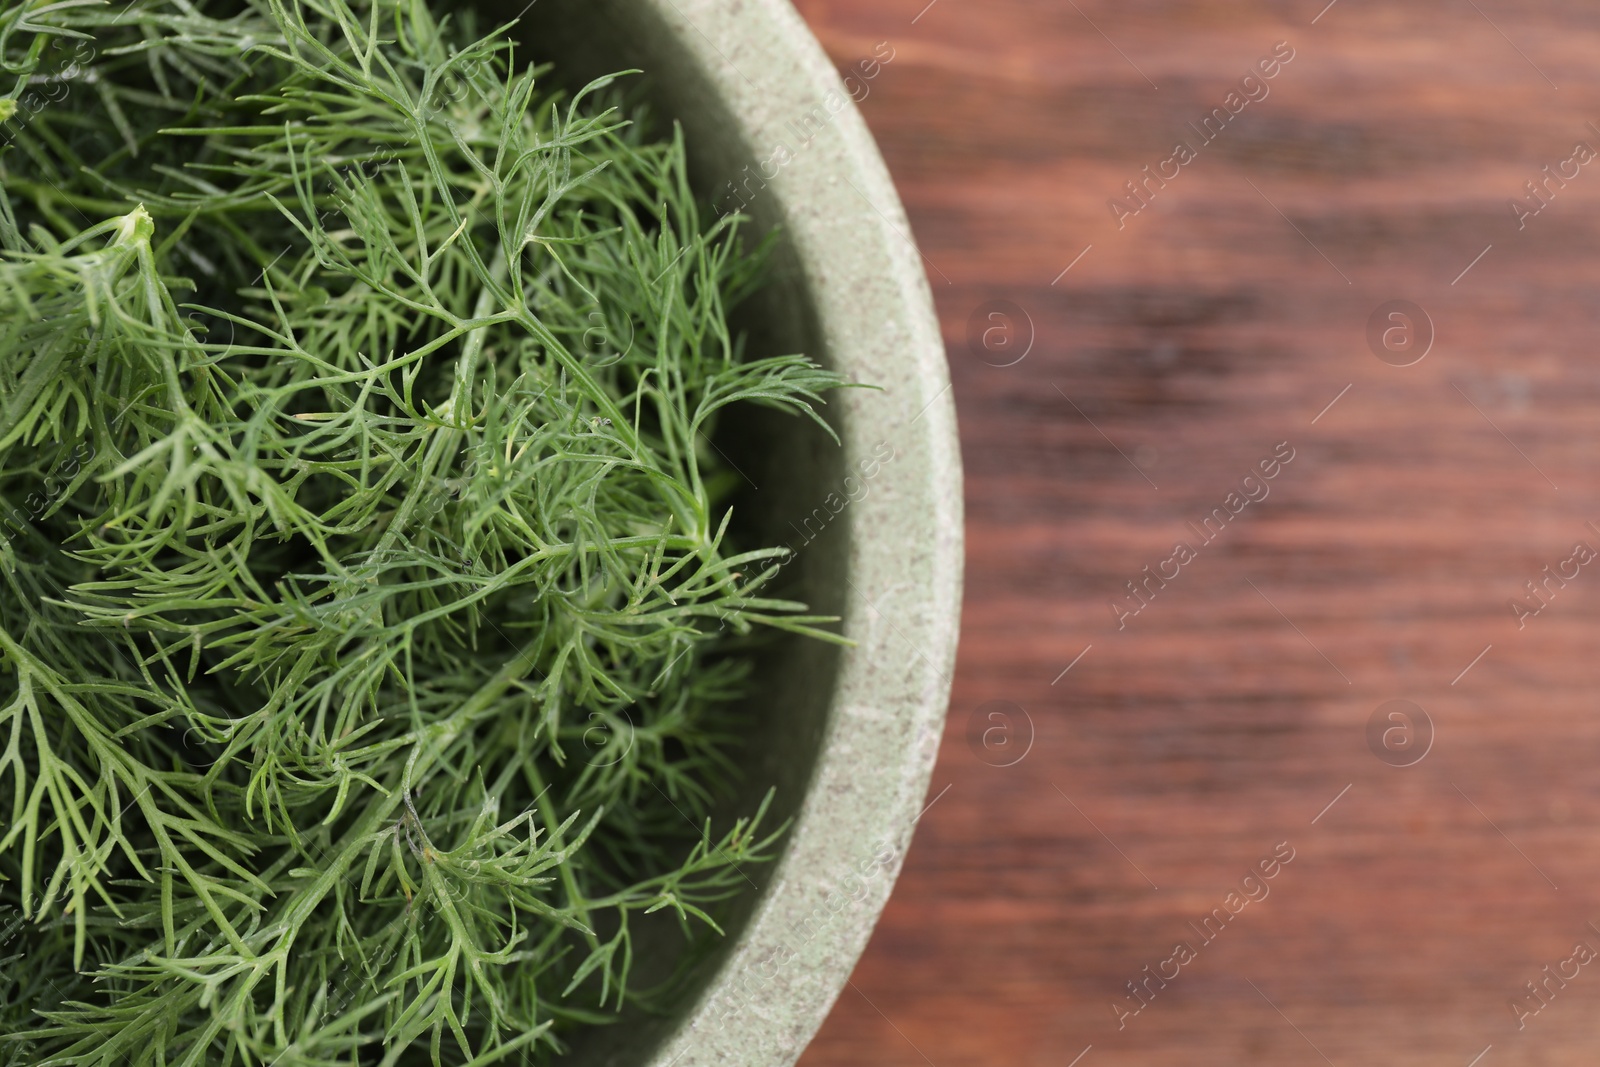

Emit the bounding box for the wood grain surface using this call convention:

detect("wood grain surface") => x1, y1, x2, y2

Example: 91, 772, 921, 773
787, 2, 1600, 1065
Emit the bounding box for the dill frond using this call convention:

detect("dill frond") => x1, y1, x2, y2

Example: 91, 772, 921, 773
0, 1, 846, 1062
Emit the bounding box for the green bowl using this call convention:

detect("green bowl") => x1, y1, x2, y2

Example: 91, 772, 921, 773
516, 0, 962, 1063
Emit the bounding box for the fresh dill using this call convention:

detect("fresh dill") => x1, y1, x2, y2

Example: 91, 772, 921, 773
0, 0, 848, 1063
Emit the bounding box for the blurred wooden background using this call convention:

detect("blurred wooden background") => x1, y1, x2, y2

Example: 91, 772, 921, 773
787, 1, 1600, 1065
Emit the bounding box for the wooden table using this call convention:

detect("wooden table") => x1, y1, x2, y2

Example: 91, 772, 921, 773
790, 2, 1600, 1065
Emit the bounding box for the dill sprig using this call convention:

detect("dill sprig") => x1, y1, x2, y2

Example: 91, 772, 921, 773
0, 1, 848, 1063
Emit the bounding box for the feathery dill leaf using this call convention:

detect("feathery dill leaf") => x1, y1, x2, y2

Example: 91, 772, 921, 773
0, 0, 847, 1062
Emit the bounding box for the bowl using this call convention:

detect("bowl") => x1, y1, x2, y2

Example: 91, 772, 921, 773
514, 0, 962, 1063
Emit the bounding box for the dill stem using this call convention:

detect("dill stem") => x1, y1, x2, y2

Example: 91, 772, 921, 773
363, 250, 506, 575
520, 759, 600, 954
0, 180, 135, 220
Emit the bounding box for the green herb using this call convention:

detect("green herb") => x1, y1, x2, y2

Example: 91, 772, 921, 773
0, 1, 848, 1063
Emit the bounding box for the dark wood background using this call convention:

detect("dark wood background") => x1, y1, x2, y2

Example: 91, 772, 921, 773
789, 1, 1600, 1065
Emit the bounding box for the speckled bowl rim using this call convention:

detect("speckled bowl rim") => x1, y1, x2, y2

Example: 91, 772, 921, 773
626, 1, 963, 1064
